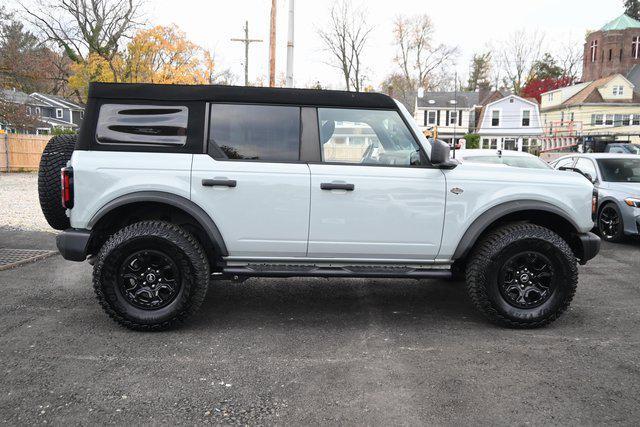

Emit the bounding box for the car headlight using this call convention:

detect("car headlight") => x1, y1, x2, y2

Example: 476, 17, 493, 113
624, 197, 640, 207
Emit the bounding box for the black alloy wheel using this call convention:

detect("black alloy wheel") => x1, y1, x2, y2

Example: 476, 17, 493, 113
498, 251, 555, 309
599, 204, 623, 242
119, 250, 181, 310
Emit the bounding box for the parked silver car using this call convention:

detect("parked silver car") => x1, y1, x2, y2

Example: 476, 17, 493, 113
551, 153, 640, 242
455, 149, 551, 169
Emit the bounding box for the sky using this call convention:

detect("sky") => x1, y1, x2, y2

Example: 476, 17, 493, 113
8, 0, 628, 89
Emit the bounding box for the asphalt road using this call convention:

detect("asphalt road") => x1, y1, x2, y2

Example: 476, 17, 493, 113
1, 228, 639, 425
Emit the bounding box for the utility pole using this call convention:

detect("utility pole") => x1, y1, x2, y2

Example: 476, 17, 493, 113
268, 0, 277, 87
231, 21, 263, 86
285, 0, 295, 87
452, 71, 458, 159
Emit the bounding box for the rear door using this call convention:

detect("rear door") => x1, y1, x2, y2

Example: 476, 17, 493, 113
307, 107, 447, 260
191, 103, 310, 258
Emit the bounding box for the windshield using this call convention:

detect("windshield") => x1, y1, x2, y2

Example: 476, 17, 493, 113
461, 155, 551, 169
608, 143, 640, 154
597, 158, 640, 182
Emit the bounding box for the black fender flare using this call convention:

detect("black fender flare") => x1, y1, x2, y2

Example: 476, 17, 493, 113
452, 200, 580, 260
88, 191, 228, 256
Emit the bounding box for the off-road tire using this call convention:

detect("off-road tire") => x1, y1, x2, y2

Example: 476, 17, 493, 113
37, 134, 76, 230
465, 223, 578, 328
93, 221, 210, 331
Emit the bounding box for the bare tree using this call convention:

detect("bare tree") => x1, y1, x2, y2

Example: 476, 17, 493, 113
495, 29, 545, 94
318, 0, 373, 92
19, 0, 142, 80
556, 40, 583, 81
391, 14, 459, 93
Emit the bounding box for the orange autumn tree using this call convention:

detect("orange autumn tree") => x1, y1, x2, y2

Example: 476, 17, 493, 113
123, 25, 211, 84
69, 25, 215, 99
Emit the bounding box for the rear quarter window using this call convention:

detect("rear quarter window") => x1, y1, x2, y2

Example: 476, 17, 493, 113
96, 104, 189, 146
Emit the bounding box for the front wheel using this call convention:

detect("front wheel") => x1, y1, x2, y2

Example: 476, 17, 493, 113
93, 221, 210, 331
465, 223, 578, 328
598, 203, 625, 243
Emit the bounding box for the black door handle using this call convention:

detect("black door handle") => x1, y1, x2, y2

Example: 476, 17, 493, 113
202, 179, 237, 187
320, 182, 355, 191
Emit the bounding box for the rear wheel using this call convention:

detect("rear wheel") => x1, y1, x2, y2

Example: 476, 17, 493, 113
598, 203, 625, 243
466, 223, 578, 328
37, 134, 76, 230
93, 221, 210, 331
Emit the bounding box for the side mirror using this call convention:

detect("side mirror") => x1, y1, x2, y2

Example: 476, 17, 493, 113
431, 139, 451, 165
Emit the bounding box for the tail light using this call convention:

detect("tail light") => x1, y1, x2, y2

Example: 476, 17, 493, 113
591, 187, 598, 221
61, 167, 74, 209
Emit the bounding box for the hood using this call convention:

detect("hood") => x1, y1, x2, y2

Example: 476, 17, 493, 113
600, 181, 640, 195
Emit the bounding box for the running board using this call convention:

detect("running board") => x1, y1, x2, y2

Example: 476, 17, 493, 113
221, 265, 452, 280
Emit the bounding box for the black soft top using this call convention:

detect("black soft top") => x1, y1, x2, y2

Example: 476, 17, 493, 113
88, 82, 397, 109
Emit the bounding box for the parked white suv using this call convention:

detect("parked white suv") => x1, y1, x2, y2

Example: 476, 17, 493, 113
39, 83, 600, 330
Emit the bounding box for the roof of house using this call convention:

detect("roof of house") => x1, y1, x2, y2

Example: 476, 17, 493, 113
30, 93, 84, 110
600, 14, 640, 31
416, 91, 480, 109
40, 116, 78, 128
562, 74, 640, 106
89, 82, 397, 109
0, 88, 48, 106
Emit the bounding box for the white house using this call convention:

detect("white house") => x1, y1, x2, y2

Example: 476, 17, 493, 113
414, 92, 481, 144
477, 94, 543, 152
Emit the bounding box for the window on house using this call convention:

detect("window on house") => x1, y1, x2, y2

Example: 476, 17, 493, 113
80, 111, 84, 119
55, 108, 63, 119
548, 93, 554, 101
26, 107, 31, 115
489, 138, 498, 149
623, 115, 631, 126
491, 110, 499, 126
449, 110, 458, 125
570, 112, 575, 122
609, 49, 613, 61
482, 138, 489, 149
633, 115, 640, 126
427, 111, 436, 125
522, 110, 531, 126
560, 111, 565, 125
613, 85, 624, 96
605, 115, 614, 126
633, 36, 640, 59
614, 114, 623, 126
592, 114, 604, 125
35, 107, 41, 116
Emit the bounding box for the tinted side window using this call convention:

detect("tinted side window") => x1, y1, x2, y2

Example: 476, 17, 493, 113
96, 104, 188, 146
209, 104, 300, 161
318, 108, 421, 166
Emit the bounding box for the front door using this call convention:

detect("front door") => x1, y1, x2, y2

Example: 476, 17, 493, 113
307, 107, 447, 260
191, 103, 310, 258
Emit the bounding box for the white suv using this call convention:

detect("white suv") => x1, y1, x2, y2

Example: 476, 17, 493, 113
39, 82, 600, 330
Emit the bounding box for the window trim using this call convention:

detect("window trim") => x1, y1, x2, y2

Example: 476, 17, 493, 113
56, 108, 63, 119
521, 109, 531, 127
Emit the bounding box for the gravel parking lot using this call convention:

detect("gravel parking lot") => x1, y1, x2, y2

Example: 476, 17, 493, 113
0, 226, 639, 425
0, 173, 51, 232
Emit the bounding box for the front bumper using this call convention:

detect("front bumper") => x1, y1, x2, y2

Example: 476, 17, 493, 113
577, 232, 601, 265
56, 229, 91, 261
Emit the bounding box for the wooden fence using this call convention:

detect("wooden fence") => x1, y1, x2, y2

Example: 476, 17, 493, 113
0, 134, 52, 172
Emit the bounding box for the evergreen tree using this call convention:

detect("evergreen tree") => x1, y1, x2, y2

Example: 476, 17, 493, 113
530, 53, 564, 80
465, 52, 491, 92
625, 0, 640, 20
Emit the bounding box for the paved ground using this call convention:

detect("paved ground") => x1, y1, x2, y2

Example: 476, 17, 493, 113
0, 228, 639, 425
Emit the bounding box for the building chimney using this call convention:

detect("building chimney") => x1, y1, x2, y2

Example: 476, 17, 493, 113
478, 84, 490, 104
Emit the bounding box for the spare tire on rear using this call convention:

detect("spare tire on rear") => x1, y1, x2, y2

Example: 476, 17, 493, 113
38, 134, 77, 230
